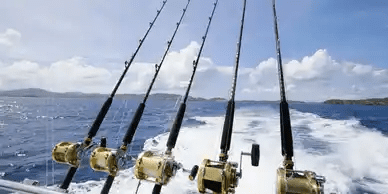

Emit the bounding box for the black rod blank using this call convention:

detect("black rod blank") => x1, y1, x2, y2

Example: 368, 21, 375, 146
272, 0, 293, 159
143, 0, 192, 104
220, 0, 246, 158
99, 1, 192, 193
101, 175, 115, 194
166, 0, 219, 151
60, 167, 77, 189
110, 0, 168, 98
59, 0, 168, 190
88, 0, 167, 140
122, 0, 192, 147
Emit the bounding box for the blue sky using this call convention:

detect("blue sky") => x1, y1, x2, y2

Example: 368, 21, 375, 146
0, 0, 387, 101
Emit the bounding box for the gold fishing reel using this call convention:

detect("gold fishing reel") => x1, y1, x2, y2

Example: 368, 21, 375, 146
52, 137, 93, 167
134, 151, 180, 185
52, 142, 81, 167
88, 137, 127, 176
276, 160, 325, 194
89, 147, 121, 176
276, 168, 325, 194
196, 159, 239, 194
190, 144, 260, 194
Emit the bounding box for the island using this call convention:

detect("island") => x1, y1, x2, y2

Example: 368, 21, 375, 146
0, 88, 219, 101
324, 98, 388, 106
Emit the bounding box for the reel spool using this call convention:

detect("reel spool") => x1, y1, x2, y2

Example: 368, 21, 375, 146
89, 147, 119, 176
276, 167, 325, 194
52, 142, 80, 167
134, 151, 179, 185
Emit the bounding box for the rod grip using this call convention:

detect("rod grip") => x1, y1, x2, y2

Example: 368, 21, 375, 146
101, 175, 115, 194
122, 103, 146, 145
88, 97, 113, 139
152, 184, 162, 194
280, 101, 293, 158
60, 166, 78, 189
220, 100, 235, 152
166, 103, 186, 150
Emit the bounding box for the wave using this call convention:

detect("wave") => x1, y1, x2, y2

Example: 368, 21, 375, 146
69, 106, 388, 194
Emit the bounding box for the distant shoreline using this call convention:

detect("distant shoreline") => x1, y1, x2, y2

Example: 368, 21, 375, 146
0, 88, 224, 101
6, 88, 386, 105
324, 98, 388, 106
0, 88, 308, 103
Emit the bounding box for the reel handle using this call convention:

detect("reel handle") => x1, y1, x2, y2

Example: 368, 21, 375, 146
189, 165, 199, 180
251, 144, 260, 166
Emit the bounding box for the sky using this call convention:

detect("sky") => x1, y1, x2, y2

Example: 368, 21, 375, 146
0, 0, 387, 101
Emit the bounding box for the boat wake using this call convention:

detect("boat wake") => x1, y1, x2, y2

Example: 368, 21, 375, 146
68, 106, 388, 194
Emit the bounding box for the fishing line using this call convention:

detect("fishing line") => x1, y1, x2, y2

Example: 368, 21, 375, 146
113, 100, 130, 145
45, 100, 48, 187
134, 180, 141, 194
51, 97, 55, 185
112, 99, 126, 121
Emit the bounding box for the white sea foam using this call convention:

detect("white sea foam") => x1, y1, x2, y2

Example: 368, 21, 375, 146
70, 106, 388, 194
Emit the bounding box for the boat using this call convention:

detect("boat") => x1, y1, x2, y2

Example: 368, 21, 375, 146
0, 0, 326, 193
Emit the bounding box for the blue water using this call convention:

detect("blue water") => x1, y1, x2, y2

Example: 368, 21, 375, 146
0, 96, 387, 193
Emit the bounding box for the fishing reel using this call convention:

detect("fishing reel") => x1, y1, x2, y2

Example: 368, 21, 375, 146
190, 144, 260, 194
52, 137, 93, 167
275, 159, 325, 194
89, 139, 127, 176
134, 150, 180, 185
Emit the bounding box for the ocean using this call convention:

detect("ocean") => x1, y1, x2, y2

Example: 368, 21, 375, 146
0, 96, 387, 194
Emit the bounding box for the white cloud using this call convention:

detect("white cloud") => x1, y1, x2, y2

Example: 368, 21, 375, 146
0, 42, 387, 102
227, 49, 388, 101
0, 29, 22, 58
0, 29, 21, 47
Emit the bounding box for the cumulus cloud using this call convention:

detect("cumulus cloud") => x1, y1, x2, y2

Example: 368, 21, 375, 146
239, 49, 388, 101
0, 41, 387, 101
0, 29, 21, 47
0, 58, 114, 93
0, 29, 22, 58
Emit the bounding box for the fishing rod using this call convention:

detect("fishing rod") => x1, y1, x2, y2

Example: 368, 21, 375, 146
51, 0, 168, 190
131, 1, 219, 194
272, 0, 325, 193
189, 1, 259, 193
88, 1, 192, 193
